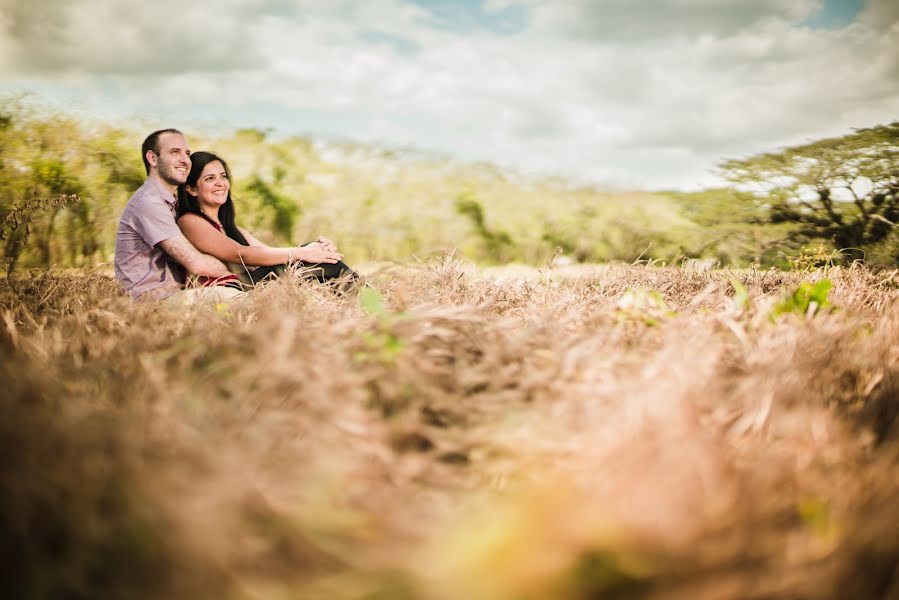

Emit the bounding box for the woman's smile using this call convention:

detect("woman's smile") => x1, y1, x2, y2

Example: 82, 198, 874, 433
190, 160, 230, 208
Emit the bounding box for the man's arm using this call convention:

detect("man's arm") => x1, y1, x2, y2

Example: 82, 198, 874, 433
158, 235, 231, 277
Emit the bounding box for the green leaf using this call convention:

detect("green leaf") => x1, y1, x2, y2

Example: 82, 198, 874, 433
614, 288, 676, 326
382, 334, 405, 359
214, 302, 233, 318
360, 287, 388, 316
808, 279, 832, 306
798, 498, 834, 537
730, 279, 750, 312
771, 278, 833, 319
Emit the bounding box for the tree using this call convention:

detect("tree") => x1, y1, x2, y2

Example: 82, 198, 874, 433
454, 191, 514, 262
720, 122, 899, 263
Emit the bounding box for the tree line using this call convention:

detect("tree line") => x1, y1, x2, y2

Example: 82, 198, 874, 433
2, 100, 897, 272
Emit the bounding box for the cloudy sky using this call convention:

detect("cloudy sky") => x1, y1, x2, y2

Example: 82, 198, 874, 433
1, 0, 897, 189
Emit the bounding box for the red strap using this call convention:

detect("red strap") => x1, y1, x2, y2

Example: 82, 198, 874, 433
197, 274, 241, 287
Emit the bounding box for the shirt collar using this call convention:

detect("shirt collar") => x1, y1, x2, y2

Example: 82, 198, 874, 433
147, 176, 178, 207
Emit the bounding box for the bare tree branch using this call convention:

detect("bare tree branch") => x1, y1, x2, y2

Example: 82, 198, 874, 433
871, 214, 897, 227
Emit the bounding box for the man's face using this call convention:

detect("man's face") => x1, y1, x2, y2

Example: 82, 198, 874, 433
149, 132, 191, 186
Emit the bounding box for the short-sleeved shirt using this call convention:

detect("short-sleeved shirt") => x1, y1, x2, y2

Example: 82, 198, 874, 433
114, 177, 186, 299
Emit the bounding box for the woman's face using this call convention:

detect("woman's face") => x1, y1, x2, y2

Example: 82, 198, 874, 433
188, 160, 229, 210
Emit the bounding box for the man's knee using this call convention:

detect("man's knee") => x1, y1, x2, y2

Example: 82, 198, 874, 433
162, 286, 245, 307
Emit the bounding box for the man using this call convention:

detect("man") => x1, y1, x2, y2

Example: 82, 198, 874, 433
114, 129, 237, 302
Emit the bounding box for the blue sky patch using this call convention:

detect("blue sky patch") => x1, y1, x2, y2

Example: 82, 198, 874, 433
800, 0, 863, 30
407, 0, 527, 34
359, 30, 421, 55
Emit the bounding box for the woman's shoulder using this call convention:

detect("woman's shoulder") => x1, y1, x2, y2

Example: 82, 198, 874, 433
177, 212, 217, 229
179, 212, 224, 234
176, 212, 204, 223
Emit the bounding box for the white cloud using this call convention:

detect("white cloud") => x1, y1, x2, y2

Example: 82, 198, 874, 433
498, 0, 820, 40
0, 0, 897, 190
0, 0, 269, 73
858, 0, 899, 31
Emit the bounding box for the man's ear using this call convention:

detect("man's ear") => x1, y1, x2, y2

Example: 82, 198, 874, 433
145, 150, 158, 169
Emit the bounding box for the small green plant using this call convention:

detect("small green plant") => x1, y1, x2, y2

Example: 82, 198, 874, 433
360, 286, 389, 317
770, 279, 834, 320
614, 288, 676, 326
214, 302, 234, 319
788, 243, 836, 271
797, 497, 836, 538
730, 278, 750, 312
355, 287, 406, 364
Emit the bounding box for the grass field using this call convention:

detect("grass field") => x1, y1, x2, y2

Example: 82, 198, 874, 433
2, 261, 898, 600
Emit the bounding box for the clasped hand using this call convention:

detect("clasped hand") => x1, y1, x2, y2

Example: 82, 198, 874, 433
299, 236, 343, 264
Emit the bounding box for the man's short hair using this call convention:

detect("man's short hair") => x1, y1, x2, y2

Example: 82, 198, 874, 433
141, 128, 183, 174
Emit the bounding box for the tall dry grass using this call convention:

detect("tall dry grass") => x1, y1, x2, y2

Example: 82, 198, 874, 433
1, 261, 898, 599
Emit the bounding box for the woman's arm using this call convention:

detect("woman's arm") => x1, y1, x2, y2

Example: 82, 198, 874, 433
179, 214, 296, 266
179, 214, 343, 265
237, 227, 339, 256
237, 226, 268, 248
234, 224, 345, 264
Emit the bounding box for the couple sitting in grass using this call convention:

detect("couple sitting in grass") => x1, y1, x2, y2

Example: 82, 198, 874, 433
114, 128, 356, 303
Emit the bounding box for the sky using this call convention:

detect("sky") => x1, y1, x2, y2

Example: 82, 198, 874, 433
0, 0, 897, 190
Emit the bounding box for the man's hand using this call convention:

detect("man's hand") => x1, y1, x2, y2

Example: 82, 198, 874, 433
158, 235, 230, 277
299, 241, 343, 264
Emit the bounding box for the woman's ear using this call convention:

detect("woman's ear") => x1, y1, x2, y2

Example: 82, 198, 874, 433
185, 185, 198, 197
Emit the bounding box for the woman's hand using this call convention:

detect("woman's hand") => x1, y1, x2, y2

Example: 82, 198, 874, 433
316, 236, 337, 252
298, 242, 343, 264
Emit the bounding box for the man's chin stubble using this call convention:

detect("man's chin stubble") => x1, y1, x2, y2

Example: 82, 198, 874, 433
161, 172, 186, 187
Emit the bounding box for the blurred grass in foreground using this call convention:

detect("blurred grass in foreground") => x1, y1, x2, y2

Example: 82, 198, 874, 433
2, 261, 898, 599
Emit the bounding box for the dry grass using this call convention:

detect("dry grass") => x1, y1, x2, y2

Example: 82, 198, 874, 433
2, 260, 898, 600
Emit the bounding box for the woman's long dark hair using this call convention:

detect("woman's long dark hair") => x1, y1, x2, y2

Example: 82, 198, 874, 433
177, 151, 250, 246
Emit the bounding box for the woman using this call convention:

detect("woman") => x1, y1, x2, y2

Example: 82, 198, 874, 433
176, 151, 356, 288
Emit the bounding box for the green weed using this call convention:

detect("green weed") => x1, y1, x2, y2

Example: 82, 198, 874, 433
614, 288, 676, 326
770, 279, 834, 320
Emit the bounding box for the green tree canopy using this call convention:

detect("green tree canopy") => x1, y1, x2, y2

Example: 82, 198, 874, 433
720, 122, 899, 263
